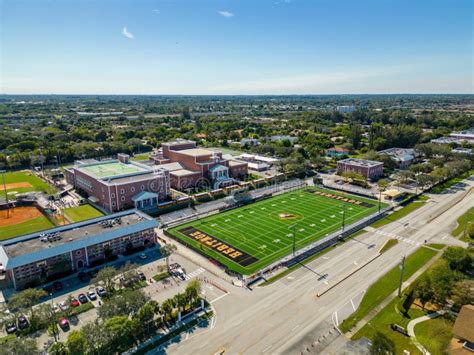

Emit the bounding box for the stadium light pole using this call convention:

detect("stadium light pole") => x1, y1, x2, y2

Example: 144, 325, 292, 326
288, 224, 296, 256
378, 189, 382, 213
1, 169, 9, 219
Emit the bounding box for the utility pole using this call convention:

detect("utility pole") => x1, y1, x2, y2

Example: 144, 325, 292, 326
398, 255, 405, 297
378, 189, 382, 213
1, 170, 9, 219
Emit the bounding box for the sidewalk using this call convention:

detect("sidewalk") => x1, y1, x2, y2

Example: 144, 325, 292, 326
345, 249, 444, 338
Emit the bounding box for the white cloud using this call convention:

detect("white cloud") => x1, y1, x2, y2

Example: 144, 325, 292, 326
152, 9, 160, 15
218, 11, 234, 18
121, 27, 134, 39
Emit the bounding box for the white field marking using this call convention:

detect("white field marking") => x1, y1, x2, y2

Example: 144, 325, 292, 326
238, 215, 243, 218
259, 245, 267, 249
210, 292, 229, 304
349, 207, 353, 210
287, 233, 293, 237
321, 219, 326, 222
271, 204, 276, 207
310, 223, 316, 227
273, 239, 281, 243
225, 219, 231, 222
350, 299, 356, 311
211, 223, 217, 227
261, 207, 266, 210
331, 215, 336, 218
249, 211, 255, 214
291, 197, 296, 200
262, 345, 273, 353
299, 228, 305, 232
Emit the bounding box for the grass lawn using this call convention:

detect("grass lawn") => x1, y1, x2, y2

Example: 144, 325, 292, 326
63, 204, 104, 222
380, 239, 398, 254
0, 216, 55, 240
371, 200, 426, 228
352, 296, 425, 354
414, 315, 453, 355
131, 153, 151, 161
339, 247, 438, 333
168, 187, 386, 275
451, 207, 473, 241
0, 171, 56, 199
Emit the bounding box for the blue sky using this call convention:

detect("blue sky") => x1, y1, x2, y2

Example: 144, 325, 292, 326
1, 0, 473, 94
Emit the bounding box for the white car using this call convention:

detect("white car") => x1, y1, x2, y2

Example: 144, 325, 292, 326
58, 301, 69, 311
51, 303, 59, 313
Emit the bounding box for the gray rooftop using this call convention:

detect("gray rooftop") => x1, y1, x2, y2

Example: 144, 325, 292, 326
339, 158, 383, 168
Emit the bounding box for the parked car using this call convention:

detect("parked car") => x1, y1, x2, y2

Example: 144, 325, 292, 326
51, 303, 59, 313
96, 286, 107, 298
58, 317, 70, 331
17, 315, 29, 330
5, 323, 17, 334
78, 293, 88, 304
59, 301, 69, 311
137, 272, 146, 281
87, 291, 97, 301
53, 281, 63, 291
78, 272, 89, 283
70, 298, 80, 307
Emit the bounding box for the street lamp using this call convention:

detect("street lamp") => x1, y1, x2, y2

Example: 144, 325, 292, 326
398, 255, 405, 297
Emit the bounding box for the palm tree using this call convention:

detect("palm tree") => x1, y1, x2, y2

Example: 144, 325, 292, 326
173, 293, 188, 313
161, 299, 174, 324
161, 243, 177, 272
185, 279, 201, 307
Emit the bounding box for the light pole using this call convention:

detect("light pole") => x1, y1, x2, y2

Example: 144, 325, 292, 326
341, 202, 346, 231
398, 255, 405, 297
288, 224, 296, 256
378, 189, 382, 213
1, 170, 9, 219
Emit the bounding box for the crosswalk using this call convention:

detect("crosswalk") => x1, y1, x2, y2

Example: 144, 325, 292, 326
185, 267, 206, 281
374, 229, 421, 246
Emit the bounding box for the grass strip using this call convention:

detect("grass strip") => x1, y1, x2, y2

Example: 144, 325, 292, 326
339, 247, 438, 333
379, 239, 398, 254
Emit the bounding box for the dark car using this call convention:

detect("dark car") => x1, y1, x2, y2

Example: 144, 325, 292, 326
87, 270, 98, 278
96, 286, 107, 298
5, 323, 17, 334
78, 293, 88, 304
78, 272, 89, 283
17, 315, 29, 330
137, 272, 146, 281
58, 317, 70, 331
53, 281, 63, 291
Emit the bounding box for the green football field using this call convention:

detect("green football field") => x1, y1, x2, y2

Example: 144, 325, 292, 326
168, 187, 387, 275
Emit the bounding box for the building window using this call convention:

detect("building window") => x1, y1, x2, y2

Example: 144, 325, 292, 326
141, 185, 145, 191
121, 196, 125, 202
75, 250, 82, 256
121, 189, 125, 194
112, 202, 116, 207
131, 186, 135, 192
111, 193, 115, 198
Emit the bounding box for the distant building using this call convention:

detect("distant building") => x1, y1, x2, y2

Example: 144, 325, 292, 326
65, 154, 170, 213
236, 153, 279, 171
269, 135, 298, 144
452, 147, 472, 155
336, 105, 356, 113
326, 147, 349, 158
337, 158, 384, 179
0, 210, 158, 289
152, 139, 248, 190
378, 148, 416, 169
240, 138, 260, 147
449, 129, 474, 143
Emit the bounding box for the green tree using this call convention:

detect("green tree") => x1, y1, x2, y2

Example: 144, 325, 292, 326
185, 279, 202, 307
442, 247, 472, 272
370, 332, 395, 355
48, 341, 69, 355
413, 276, 434, 310
66, 330, 88, 355
92, 266, 119, 294
98, 289, 149, 320
105, 316, 135, 352
8, 288, 47, 328
0, 337, 39, 355
429, 263, 458, 304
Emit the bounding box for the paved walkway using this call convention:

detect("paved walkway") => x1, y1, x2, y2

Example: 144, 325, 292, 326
407, 310, 445, 355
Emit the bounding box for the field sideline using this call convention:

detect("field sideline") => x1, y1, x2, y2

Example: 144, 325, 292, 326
168, 187, 387, 275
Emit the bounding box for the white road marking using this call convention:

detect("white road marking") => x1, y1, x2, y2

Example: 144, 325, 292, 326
350, 299, 356, 311
210, 292, 229, 304
334, 312, 339, 326
291, 324, 301, 332
185, 267, 206, 281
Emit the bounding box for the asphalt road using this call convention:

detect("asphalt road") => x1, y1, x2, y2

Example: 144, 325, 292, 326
165, 177, 473, 355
